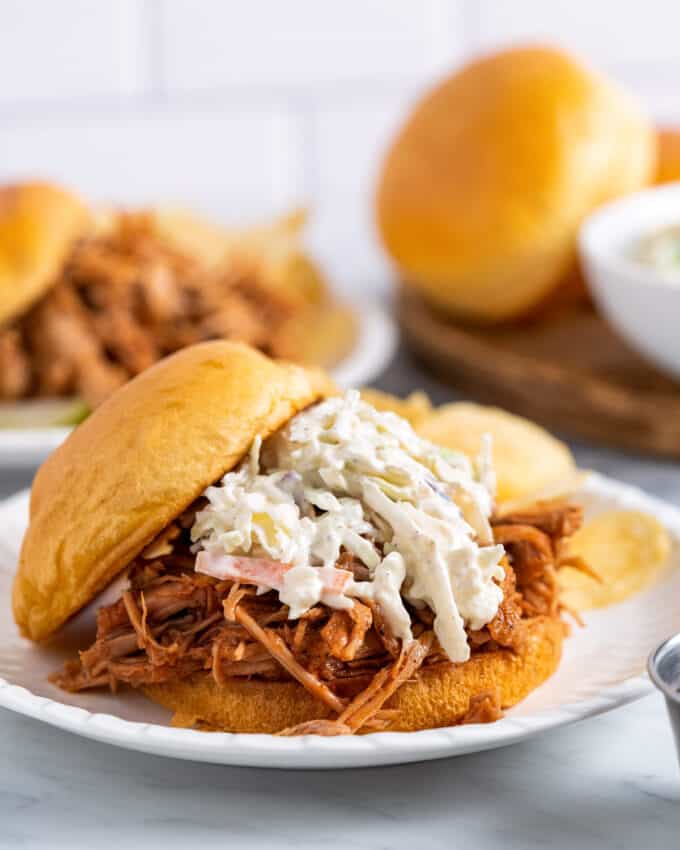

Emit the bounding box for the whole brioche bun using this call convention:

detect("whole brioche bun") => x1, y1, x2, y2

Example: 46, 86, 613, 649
0, 181, 90, 326
145, 615, 563, 733
13, 341, 333, 641
655, 128, 680, 184
376, 45, 655, 323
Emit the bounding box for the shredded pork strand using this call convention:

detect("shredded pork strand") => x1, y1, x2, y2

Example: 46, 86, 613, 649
278, 720, 352, 737
337, 631, 433, 732
51, 499, 586, 734
461, 690, 504, 725
234, 606, 346, 714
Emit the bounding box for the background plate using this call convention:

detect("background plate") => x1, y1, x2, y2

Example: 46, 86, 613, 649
0, 301, 397, 468
1, 473, 679, 768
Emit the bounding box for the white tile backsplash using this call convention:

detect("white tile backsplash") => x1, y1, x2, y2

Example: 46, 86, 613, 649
0, 109, 304, 221
160, 0, 461, 91
472, 0, 680, 65
309, 92, 420, 297
609, 68, 680, 124
0, 0, 678, 296
0, 0, 145, 103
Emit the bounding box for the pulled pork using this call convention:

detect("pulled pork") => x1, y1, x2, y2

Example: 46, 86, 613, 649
0, 214, 303, 407
52, 499, 586, 734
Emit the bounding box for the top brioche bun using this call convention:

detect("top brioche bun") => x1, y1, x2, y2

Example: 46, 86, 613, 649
13, 341, 333, 641
376, 45, 656, 323
0, 182, 90, 326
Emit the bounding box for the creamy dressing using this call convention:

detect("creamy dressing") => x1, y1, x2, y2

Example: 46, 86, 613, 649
636, 225, 680, 279
191, 391, 505, 663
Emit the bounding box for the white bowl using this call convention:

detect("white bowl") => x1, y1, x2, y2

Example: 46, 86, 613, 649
579, 182, 680, 380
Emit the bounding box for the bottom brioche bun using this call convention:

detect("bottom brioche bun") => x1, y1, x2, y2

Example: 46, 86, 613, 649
144, 615, 563, 733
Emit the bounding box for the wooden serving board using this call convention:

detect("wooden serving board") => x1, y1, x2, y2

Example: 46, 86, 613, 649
397, 288, 680, 457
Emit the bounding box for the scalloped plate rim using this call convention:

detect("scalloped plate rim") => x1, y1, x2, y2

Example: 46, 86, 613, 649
0, 668, 653, 769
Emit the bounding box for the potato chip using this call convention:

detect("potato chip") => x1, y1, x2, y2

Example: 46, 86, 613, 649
360, 389, 433, 427
151, 207, 234, 268
560, 510, 671, 611
496, 470, 590, 515
152, 207, 327, 307
416, 402, 575, 503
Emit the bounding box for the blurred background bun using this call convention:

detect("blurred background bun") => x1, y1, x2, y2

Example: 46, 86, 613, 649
0, 182, 89, 326
376, 45, 656, 323
655, 127, 680, 184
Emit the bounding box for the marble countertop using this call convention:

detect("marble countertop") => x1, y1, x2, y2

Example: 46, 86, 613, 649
1, 348, 679, 849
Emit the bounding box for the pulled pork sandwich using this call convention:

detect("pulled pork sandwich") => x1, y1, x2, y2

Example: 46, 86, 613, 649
14, 342, 586, 734
0, 181, 353, 416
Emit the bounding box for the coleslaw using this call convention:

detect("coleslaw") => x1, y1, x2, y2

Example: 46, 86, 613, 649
192, 391, 504, 663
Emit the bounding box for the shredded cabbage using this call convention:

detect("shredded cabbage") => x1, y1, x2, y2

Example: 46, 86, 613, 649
191, 391, 504, 663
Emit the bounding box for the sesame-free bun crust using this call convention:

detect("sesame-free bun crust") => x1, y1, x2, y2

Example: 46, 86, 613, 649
145, 615, 563, 733
13, 342, 333, 641
0, 182, 90, 326
376, 45, 655, 323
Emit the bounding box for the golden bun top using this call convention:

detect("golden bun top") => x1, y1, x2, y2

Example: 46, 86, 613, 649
655, 127, 680, 184
0, 181, 90, 326
376, 45, 655, 323
13, 341, 334, 641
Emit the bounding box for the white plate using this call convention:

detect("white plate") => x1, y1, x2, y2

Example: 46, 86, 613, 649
0, 302, 397, 469
2, 473, 680, 768
0, 475, 680, 768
